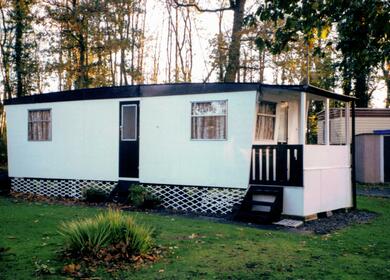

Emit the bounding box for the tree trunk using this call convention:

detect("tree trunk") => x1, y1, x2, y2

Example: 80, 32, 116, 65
14, 0, 24, 97
0, 5, 13, 99
385, 77, 390, 108
224, 0, 246, 82
76, 33, 86, 89
354, 73, 369, 107
382, 60, 390, 108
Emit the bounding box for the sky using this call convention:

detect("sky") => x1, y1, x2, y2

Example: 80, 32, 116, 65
41, 0, 387, 108
145, 1, 387, 108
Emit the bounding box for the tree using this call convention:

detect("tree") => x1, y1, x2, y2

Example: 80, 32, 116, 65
173, 0, 247, 82
11, 0, 37, 97
249, 0, 390, 107
0, 0, 13, 99
165, 0, 194, 82
46, 0, 147, 90
382, 60, 390, 107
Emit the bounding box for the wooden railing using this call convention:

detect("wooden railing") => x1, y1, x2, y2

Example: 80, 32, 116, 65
250, 145, 303, 186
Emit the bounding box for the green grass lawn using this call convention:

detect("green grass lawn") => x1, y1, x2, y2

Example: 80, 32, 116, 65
1, 196, 390, 280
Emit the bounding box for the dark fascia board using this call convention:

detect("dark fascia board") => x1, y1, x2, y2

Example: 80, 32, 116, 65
302, 84, 357, 102
3, 83, 356, 106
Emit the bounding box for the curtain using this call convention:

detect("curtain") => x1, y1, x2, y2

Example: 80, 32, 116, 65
191, 101, 227, 139
28, 110, 51, 141
255, 115, 275, 140
191, 116, 226, 139
255, 102, 276, 141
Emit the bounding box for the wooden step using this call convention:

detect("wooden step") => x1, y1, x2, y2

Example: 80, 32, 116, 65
251, 200, 275, 207
234, 185, 284, 224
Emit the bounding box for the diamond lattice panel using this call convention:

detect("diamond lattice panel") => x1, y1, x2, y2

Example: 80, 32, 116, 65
11, 177, 117, 198
144, 185, 246, 215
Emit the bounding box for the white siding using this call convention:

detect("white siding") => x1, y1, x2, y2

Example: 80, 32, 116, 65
6, 99, 121, 181
6, 91, 257, 188
303, 145, 352, 216
355, 117, 390, 135
318, 116, 390, 143
139, 91, 257, 188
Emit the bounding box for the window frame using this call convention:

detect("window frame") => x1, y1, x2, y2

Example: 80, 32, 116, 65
190, 100, 228, 141
120, 104, 138, 141
254, 101, 278, 143
27, 109, 52, 142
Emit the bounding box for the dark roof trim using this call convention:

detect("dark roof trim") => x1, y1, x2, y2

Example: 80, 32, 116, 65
4, 83, 356, 105
373, 130, 390, 135
301, 84, 357, 102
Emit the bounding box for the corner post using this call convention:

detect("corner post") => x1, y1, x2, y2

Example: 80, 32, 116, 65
325, 98, 330, 145
351, 101, 357, 209
299, 91, 307, 145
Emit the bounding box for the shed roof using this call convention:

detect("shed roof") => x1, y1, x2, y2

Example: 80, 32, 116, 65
4, 83, 356, 105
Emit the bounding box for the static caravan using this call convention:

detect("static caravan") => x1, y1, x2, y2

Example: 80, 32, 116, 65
4, 83, 356, 222
356, 131, 390, 184
317, 108, 390, 144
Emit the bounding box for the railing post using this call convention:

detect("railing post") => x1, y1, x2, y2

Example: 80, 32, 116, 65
276, 145, 287, 185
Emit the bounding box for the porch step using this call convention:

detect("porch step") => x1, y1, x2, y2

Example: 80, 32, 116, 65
251, 200, 275, 206
234, 185, 283, 224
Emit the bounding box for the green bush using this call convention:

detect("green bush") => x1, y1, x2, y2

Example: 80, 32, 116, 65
0, 136, 7, 168
128, 184, 161, 209
82, 187, 108, 203
59, 209, 153, 257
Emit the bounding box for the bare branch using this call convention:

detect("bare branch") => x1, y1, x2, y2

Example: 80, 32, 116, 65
172, 0, 233, 13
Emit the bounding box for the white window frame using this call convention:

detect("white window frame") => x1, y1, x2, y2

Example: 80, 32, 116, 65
27, 109, 52, 142
121, 104, 137, 141
190, 100, 228, 141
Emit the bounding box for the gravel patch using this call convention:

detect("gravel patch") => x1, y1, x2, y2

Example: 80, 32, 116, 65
299, 210, 378, 234
357, 188, 390, 198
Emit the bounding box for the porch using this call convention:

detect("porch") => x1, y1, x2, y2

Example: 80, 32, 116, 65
240, 87, 356, 223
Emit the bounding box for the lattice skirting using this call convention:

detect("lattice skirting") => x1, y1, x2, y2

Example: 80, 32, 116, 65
10, 177, 247, 215
143, 184, 247, 215
10, 177, 117, 198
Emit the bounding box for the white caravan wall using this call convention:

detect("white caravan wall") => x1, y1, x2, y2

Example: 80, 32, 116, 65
139, 91, 257, 188
303, 145, 352, 216
6, 99, 121, 181
6, 90, 257, 188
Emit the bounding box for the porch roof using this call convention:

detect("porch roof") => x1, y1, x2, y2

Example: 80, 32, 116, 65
4, 83, 357, 106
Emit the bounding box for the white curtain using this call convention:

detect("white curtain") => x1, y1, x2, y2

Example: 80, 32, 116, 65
191, 101, 227, 139
255, 102, 276, 141
191, 116, 226, 139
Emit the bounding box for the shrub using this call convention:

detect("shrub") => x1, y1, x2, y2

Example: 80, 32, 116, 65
128, 184, 161, 209
59, 209, 153, 258
82, 186, 108, 203
0, 136, 7, 168
0, 171, 10, 196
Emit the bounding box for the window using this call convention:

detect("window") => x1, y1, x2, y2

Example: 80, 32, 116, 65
121, 104, 137, 141
255, 101, 276, 141
191, 100, 227, 140
28, 109, 51, 141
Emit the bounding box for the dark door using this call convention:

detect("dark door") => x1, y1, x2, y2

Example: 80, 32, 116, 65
384, 136, 390, 182
119, 101, 139, 178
